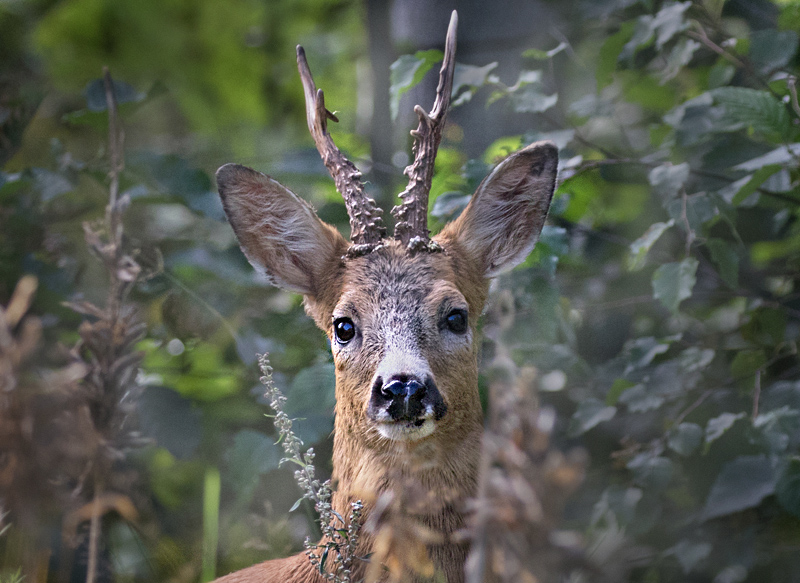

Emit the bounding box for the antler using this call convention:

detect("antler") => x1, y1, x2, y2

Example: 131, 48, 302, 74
392, 10, 458, 249
296, 46, 386, 248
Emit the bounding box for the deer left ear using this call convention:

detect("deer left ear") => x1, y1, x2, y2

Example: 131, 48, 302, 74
438, 141, 557, 278
217, 163, 348, 295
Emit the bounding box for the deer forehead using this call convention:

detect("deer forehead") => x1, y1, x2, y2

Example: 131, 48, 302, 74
331, 244, 478, 337
350, 244, 457, 291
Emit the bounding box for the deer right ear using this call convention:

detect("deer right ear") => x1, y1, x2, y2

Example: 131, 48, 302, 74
438, 141, 558, 278
217, 163, 348, 295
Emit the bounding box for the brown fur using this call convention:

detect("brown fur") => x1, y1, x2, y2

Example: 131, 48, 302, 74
214, 141, 557, 582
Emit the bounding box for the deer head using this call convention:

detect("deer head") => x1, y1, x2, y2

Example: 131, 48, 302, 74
215, 10, 557, 581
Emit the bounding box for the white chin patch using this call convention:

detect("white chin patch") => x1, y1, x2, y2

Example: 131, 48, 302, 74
377, 418, 436, 442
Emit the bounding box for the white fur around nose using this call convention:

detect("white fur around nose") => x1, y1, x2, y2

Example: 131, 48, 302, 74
372, 326, 431, 388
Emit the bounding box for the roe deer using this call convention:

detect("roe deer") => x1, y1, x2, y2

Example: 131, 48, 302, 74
214, 11, 557, 583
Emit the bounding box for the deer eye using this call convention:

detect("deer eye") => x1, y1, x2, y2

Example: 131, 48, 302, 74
333, 317, 356, 344
444, 309, 468, 334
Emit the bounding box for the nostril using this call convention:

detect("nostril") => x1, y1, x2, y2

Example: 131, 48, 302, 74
380, 377, 427, 400
405, 380, 425, 399
382, 379, 406, 398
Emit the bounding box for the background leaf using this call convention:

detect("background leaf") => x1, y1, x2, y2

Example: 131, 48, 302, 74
703, 455, 777, 520
389, 49, 442, 120
652, 258, 698, 313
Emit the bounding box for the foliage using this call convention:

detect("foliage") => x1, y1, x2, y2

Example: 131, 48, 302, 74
476, 1, 800, 580
2, 0, 800, 582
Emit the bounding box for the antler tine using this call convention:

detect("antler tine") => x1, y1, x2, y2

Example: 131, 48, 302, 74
296, 46, 386, 247
392, 10, 458, 249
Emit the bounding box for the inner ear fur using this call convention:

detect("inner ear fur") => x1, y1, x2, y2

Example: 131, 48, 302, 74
437, 141, 558, 278
217, 163, 348, 296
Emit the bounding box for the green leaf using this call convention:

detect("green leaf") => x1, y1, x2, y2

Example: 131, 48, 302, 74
286, 362, 336, 444
431, 191, 471, 222
754, 407, 800, 454
624, 336, 674, 373
628, 219, 674, 271
452, 62, 498, 106
31, 168, 75, 202
591, 486, 643, 527
730, 349, 767, 380
619, 384, 664, 413
651, 2, 692, 48
652, 258, 698, 313
621, 17, 657, 62
228, 429, 280, 477
286, 362, 336, 415
667, 423, 703, 456
627, 453, 674, 491
226, 430, 280, 509
389, 50, 443, 120
620, 2, 692, 62
705, 412, 746, 446
776, 457, 800, 518
540, 225, 569, 256
522, 42, 568, 61
707, 239, 739, 289
483, 135, 523, 163
522, 128, 576, 150
568, 398, 616, 436
742, 308, 786, 348
749, 29, 799, 74
666, 192, 717, 231
509, 83, 558, 113
703, 455, 776, 520
707, 62, 735, 89
649, 163, 689, 200
730, 165, 781, 206
712, 87, 791, 138
734, 144, 800, 171
129, 151, 219, 217
666, 539, 712, 573
597, 20, 636, 89
679, 347, 715, 372
714, 566, 748, 583
606, 378, 637, 405
139, 386, 203, 460
659, 38, 700, 84
319, 546, 329, 573
663, 93, 723, 146
619, 70, 679, 113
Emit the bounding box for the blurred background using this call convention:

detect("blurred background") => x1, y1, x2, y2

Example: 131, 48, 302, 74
2, 0, 800, 581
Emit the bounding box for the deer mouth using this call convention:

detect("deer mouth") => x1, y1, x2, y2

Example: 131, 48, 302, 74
375, 414, 437, 441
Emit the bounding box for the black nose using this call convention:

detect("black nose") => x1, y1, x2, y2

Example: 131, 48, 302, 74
381, 377, 426, 400
367, 374, 447, 424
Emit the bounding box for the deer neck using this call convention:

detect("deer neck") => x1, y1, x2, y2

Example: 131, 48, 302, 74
330, 373, 484, 524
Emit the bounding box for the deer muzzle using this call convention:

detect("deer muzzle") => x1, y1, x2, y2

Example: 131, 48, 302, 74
368, 373, 447, 441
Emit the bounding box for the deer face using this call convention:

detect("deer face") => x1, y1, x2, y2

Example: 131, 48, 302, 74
329, 244, 479, 445
217, 141, 558, 453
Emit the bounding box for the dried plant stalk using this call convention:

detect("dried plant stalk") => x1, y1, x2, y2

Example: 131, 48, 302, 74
465, 294, 590, 583
63, 68, 144, 583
